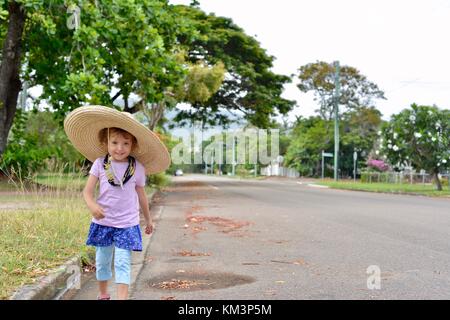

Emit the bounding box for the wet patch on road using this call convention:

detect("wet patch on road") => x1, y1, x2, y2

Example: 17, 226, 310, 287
148, 270, 255, 291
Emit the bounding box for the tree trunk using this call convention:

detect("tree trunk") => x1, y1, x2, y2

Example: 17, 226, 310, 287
148, 101, 165, 131
0, 2, 26, 156
432, 172, 442, 191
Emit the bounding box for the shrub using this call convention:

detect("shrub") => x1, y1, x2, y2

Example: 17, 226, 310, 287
367, 159, 389, 172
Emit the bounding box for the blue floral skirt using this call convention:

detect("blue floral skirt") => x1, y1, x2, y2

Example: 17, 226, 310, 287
86, 222, 142, 251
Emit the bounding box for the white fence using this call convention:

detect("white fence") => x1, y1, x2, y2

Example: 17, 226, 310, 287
261, 165, 300, 178
361, 171, 450, 185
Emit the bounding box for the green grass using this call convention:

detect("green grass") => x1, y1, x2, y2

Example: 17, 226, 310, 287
0, 195, 94, 299
34, 173, 88, 192
219, 174, 267, 180
316, 180, 450, 197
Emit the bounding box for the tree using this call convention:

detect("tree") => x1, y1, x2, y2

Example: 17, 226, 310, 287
296, 61, 386, 120
1, 108, 85, 176
284, 116, 333, 176
0, 0, 186, 158
173, 5, 295, 129
0, 1, 25, 156
379, 104, 450, 190
284, 107, 383, 178
340, 106, 383, 177
141, 59, 225, 130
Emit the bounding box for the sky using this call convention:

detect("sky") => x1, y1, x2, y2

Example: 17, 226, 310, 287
170, 0, 450, 121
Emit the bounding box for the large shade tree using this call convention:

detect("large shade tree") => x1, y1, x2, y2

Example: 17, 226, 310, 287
0, 0, 186, 157
172, 4, 295, 129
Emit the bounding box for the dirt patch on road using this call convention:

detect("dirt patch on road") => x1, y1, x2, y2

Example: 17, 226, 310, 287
186, 215, 251, 234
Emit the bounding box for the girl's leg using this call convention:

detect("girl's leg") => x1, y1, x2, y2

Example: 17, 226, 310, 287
96, 245, 114, 296
114, 246, 132, 300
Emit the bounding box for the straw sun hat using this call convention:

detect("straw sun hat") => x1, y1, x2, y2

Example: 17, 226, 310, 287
64, 105, 171, 174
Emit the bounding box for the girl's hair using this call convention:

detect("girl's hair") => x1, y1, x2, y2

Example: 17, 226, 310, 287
98, 127, 138, 151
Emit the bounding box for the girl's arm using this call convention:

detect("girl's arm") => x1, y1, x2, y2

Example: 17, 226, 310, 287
83, 174, 105, 220
136, 186, 153, 234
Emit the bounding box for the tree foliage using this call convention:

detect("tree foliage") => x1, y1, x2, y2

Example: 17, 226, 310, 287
284, 106, 383, 177
173, 5, 295, 128
296, 61, 386, 120
0, 0, 188, 160
25, 0, 185, 116
379, 104, 450, 190
284, 116, 332, 176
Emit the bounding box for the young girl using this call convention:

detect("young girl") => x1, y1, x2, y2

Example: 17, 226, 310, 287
64, 106, 171, 300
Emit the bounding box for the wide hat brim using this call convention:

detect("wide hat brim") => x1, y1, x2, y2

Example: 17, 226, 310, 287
64, 105, 171, 175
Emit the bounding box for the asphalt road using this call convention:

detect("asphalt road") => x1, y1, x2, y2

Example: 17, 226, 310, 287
131, 174, 450, 300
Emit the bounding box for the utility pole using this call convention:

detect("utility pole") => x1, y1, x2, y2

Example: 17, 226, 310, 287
333, 61, 340, 181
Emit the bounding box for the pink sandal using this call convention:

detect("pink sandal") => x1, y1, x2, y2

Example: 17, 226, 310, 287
97, 293, 111, 300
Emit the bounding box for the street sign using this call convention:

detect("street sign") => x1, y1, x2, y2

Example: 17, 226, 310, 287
321, 151, 333, 179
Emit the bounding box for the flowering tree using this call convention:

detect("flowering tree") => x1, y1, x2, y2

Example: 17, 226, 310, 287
379, 104, 450, 190
367, 159, 389, 172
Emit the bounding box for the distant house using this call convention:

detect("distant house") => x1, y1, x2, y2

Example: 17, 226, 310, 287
261, 156, 300, 178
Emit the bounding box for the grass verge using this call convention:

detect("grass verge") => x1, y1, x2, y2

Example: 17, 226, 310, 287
315, 180, 450, 197
0, 194, 94, 299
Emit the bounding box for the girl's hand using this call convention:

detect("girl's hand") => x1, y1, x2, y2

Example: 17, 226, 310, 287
145, 222, 153, 235
89, 203, 105, 220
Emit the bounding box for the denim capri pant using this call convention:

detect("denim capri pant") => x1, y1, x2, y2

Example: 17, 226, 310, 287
86, 223, 142, 285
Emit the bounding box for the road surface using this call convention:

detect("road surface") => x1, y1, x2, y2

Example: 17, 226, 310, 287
129, 174, 450, 299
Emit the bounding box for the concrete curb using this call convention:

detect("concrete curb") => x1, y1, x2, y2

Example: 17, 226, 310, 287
9, 189, 160, 300
307, 183, 329, 189
10, 256, 82, 300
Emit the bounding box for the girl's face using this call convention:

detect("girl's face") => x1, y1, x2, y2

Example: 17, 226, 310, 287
108, 133, 133, 162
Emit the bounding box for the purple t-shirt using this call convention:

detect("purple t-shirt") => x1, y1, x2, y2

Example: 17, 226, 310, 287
89, 157, 146, 228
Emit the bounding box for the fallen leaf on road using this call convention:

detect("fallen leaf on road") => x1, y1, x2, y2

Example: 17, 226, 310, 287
192, 226, 207, 233
154, 279, 200, 290
161, 296, 176, 300
264, 290, 276, 296
176, 250, 211, 257
83, 264, 96, 273
270, 259, 307, 266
